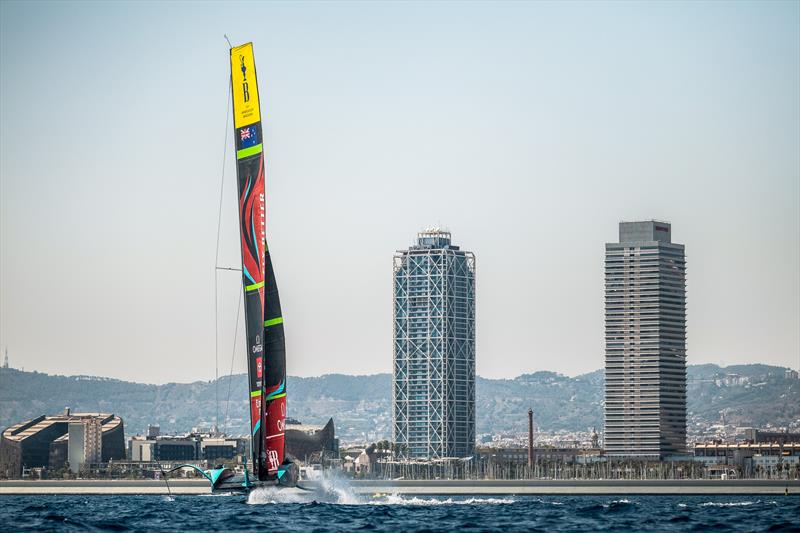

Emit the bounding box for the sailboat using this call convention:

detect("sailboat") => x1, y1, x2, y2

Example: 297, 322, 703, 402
171, 41, 297, 493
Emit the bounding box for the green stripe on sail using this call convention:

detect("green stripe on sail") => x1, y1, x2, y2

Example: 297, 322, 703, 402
265, 392, 286, 401
237, 144, 263, 159
264, 317, 283, 327
245, 281, 264, 292
250, 390, 261, 398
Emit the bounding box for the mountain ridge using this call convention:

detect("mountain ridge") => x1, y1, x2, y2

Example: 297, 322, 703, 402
1, 363, 797, 442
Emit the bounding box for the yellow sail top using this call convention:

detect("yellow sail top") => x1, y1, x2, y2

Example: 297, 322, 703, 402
230, 42, 261, 128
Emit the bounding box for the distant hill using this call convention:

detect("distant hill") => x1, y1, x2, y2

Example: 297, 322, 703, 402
0, 363, 797, 442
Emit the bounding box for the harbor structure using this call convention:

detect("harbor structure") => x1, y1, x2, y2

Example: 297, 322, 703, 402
604, 221, 687, 459
392, 229, 476, 459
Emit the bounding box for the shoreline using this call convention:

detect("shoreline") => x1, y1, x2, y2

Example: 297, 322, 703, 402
0, 479, 797, 496
351, 479, 800, 495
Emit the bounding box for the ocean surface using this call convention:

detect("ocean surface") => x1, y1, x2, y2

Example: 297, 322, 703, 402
2, 489, 799, 532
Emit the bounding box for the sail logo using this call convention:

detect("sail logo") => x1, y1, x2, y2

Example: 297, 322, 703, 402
267, 449, 280, 471
239, 55, 251, 103
256, 356, 263, 379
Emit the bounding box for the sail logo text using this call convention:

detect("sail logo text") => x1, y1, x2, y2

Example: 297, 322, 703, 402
267, 449, 279, 471
239, 55, 250, 103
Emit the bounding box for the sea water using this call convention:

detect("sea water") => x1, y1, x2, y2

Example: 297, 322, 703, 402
2, 488, 799, 531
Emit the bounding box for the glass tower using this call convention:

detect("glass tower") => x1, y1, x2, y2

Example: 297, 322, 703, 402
604, 221, 687, 458
392, 229, 475, 459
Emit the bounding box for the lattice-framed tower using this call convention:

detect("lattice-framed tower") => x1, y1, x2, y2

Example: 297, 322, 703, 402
392, 229, 475, 459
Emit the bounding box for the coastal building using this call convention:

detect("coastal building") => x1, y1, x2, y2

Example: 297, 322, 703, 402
392, 229, 476, 459
604, 221, 687, 459
67, 417, 103, 473
129, 435, 200, 462
128, 434, 242, 463
693, 442, 800, 476
744, 429, 800, 445
284, 418, 339, 463
0, 410, 125, 478
475, 446, 605, 466
126, 420, 335, 466
355, 449, 374, 475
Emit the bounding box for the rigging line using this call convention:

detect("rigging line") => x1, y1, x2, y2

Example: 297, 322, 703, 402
214, 74, 233, 435
216, 267, 242, 272
155, 458, 173, 499
223, 287, 243, 436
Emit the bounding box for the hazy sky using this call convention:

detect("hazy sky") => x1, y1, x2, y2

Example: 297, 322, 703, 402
1, 1, 798, 384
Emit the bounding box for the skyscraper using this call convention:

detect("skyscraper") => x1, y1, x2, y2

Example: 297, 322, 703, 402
604, 221, 687, 458
392, 229, 475, 459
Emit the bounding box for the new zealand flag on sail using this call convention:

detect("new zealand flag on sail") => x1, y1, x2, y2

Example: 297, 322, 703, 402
238, 125, 259, 150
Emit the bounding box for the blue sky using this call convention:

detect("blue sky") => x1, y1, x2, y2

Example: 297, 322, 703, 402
1, 1, 798, 382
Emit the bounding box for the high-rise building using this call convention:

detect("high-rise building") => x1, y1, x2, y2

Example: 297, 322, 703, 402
604, 221, 687, 458
392, 229, 475, 459
68, 418, 102, 473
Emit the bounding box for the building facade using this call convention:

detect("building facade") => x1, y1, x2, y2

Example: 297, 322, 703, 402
744, 429, 800, 445
284, 418, 339, 462
0, 411, 125, 478
694, 442, 800, 477
67, 418, 103, 473
128, 434, 244, 463
604, 221, 687, 458
392, 229, 476, 459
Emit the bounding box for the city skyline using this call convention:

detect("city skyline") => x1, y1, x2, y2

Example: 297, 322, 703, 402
1, 1, 798, 383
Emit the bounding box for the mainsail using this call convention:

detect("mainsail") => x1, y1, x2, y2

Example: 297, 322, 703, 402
230, 42, 286, 481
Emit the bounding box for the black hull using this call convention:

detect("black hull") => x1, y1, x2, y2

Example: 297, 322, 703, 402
212, 474, 302, 494
213, 475, 273, 493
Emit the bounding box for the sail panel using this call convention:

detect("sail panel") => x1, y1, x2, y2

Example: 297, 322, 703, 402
230, 42, 286, 479
230, 43, 267, 478
262, 249, 286, 472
